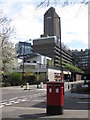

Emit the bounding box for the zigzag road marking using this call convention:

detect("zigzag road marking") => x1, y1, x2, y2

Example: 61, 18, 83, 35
13, 99, 21, 104
0, 90, 46, 108
5, 102, 12, 106
0, 105, 4, 108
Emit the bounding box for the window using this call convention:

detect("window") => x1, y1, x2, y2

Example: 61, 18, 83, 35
27, 61, 30, 63
33, 61, 36, 63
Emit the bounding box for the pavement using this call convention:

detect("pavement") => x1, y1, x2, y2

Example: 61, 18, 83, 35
65, 90, 89, 99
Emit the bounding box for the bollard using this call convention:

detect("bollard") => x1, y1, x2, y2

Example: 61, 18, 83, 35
40, 82, 43, 89
24, 83, 30, 90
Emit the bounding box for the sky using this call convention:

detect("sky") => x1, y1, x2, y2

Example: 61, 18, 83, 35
0, 0, 88, 50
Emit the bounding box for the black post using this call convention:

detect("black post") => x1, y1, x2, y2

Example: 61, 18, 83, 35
37, 63, 39, 88
59, 17, 64, 95
22, 42, 25, 86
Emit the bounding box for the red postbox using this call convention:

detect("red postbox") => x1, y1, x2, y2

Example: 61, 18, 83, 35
46, 81, 64, 115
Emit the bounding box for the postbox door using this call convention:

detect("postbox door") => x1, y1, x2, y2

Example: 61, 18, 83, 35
47, 85, 60, 106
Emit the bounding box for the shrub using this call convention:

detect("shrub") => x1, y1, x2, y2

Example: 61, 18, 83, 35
5, 72, 22, 86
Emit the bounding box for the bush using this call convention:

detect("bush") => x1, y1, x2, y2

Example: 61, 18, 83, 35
39, 73, 46, 83
3, 72, 22, 86
26, 75, 37, 85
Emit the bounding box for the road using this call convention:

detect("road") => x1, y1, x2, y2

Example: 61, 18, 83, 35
0, 84, 89, 119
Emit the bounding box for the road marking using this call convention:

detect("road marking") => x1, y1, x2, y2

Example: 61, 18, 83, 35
32, 99, 45, 102
0, 105, 4, 108
14, 99, 21, 104
21, 98, 28, 102
5, 102, 12, 106
21, 99, 27, 102
8, 106, 46, 111
9, 100, 15, 103
1, 102, 7, 105
9, 97, 18, 101
14, 101, 20, 104
78, 102, 90, 104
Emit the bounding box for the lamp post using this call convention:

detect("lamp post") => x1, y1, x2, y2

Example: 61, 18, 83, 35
37, 61, 39, 88
67, 71, 70, 89
22, 42, 25, 86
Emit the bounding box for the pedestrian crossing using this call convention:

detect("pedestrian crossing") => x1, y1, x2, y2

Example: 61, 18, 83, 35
0, 90, 46, 108
0, 97, 28, 108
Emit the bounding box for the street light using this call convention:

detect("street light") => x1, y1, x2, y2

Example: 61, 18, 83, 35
67, 71, 70, 89
37, 61, 40, 88
22, 42, 25, 86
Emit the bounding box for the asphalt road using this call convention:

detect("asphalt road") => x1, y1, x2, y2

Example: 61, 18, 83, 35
0, 84, 89, 119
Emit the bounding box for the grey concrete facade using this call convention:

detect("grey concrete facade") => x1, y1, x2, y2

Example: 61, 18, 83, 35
33, 36, 73, 69
72, 49, 90, 76
44, 7, 61, 40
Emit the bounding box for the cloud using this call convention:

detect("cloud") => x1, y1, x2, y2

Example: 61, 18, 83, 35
56, 4, 88, 48
0, 1, 88, 50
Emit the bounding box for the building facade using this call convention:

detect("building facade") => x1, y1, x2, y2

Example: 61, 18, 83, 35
44, 7, 61, 40
15, 41, 32, 57
72, 49, 90, 78
33, 7, 73, 70
33, 36, 73, 69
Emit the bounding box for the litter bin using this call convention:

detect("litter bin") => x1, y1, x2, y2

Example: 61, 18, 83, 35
46, 81, 64, 115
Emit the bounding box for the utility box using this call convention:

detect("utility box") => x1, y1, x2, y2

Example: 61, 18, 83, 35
46, 81, 64, 115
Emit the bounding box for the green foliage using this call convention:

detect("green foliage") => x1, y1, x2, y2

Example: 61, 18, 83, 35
3, 72, 22, 86
64, 63, 84, 73
26, 75, 37, 85
39, 73, 46, 83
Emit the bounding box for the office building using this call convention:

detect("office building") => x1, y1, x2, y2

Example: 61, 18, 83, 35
44, 7, 61, 40
33, 7, 73, 69
33, 36, 73, 69
15, 41, 32, 57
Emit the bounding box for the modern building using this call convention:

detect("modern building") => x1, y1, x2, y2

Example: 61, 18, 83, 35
24, 53, 52, 68
72, 49, 90, 78
33, 36, 73, 69
33, 7, 73, 70
15, 41, 32, 57
44, 7, 61, 40
15, 7, 89, 81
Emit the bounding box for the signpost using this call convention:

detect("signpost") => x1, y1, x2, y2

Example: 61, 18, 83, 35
67, 71, 70, 89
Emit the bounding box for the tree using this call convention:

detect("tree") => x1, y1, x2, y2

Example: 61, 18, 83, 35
36, 0, 88, 9
0, 11, 17, 74
64, 63, 84, 73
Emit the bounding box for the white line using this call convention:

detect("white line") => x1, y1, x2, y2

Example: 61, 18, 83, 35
32, 99, 45, 102
13, 99, 21, 104
1, 102, 7, 105
78, 102, 90, 104
21, 99, 27, 102
9, 100, 15, 103
0, 105, 4, 108
8, 106, 46, 110
9, 97, 18, 101
5, 102, 12, 106
21, 96, 26, 98
14, 101, 20, 104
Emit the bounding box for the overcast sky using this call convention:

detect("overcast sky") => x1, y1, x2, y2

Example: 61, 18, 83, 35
0, 0, 88, 50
